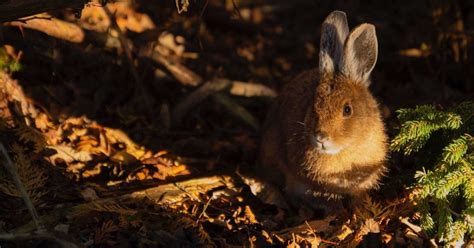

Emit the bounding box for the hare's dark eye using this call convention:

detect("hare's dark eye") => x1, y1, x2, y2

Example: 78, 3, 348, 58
343, 104, 352, 117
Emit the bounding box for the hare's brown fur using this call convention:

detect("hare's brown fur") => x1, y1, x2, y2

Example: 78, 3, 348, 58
259, 11, 387, 200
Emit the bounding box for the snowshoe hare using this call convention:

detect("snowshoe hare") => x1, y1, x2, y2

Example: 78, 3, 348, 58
259, 11, 388, 206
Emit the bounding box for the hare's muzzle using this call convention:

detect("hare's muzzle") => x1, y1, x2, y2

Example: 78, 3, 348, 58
312, 131, 343, 155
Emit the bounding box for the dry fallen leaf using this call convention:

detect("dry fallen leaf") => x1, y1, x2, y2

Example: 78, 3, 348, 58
48, 144, 93, 164
244, 205, 259, 224
66, 162, 86, 175
152, 164, 190, 180
104, 127, 148, 160
34, 113, 54, 131
362, 218, 380, 234
337, 224, 354, 241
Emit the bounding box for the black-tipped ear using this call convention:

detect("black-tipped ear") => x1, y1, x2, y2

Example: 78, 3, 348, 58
341, 24, 378, 85
319, 11, 349, 76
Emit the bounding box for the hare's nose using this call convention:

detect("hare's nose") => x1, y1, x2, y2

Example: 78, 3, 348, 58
315, 131, 329, 143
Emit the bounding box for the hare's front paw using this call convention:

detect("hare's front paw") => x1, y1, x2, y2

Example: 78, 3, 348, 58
285, 180, 344, 218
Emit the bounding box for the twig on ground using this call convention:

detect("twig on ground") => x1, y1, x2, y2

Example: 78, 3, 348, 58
6, 15, 85, 43
230, 81, 277, 98
171, 78, 232, 125
213, 92, 260, 130
400, 217, 427, 239
151, 51, 276, 98
152, 52, 203, 86
170, 76, 275, 127
197, 197, 213, 222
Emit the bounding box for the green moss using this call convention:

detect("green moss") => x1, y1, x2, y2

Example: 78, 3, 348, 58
0, 48, 22, 73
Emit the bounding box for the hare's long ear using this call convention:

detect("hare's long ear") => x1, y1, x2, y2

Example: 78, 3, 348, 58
319, 11, 349, 76
341, 24, 378, 85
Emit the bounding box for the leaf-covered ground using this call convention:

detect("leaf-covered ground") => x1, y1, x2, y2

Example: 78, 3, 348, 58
0, 0, 473, 247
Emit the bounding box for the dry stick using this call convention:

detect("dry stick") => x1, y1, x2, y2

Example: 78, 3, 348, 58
400, 217, 427, 239
0, 142, 43, 231
151, 52, 275, 127
0, 0, 88, 23
230, 81, 277, 98
103, 5, 154, 118
171, 78, 232, 125
151, 52, 277, 98
152, 52, 203, 87
152, 40, 275, 128
213, 93, 259, 130
197, 197, 212, 222
171, 78, 269, 128
6, 15, 85, 43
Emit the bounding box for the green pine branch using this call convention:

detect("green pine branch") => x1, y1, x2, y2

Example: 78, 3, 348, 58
391, 101, 474, 246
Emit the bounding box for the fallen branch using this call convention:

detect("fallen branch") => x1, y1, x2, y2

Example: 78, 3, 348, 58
6, 15, 85, 43
151, 51, 276, 98
171, 78, 233, 126
0, 0, 88, 23
152, 52, 203, 87
230, 81, 277, 98
400, 217, 427, 239
213, 93, 260, 130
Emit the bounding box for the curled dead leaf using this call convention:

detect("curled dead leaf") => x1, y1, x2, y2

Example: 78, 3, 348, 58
104, 128, 147, 160
48, 144, 93, 165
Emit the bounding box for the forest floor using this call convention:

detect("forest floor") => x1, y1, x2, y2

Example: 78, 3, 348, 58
0, 0, 473, 247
